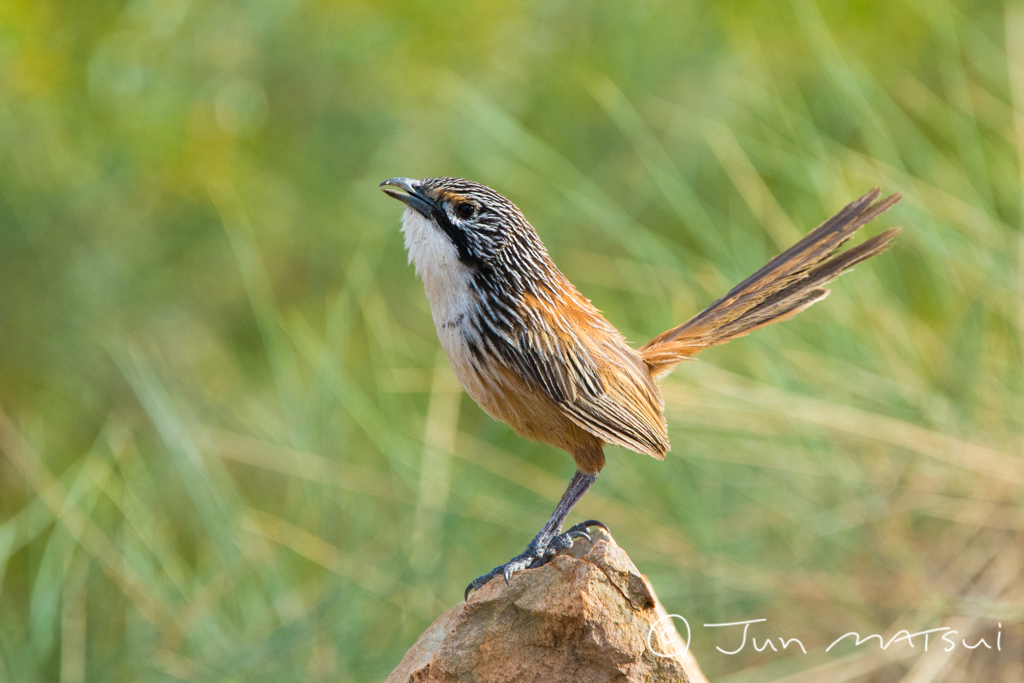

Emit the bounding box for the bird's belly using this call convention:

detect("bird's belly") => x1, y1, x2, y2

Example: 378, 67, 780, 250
434, 316, 572, 431
433, 316, 498, 414
430, 302, 606, 471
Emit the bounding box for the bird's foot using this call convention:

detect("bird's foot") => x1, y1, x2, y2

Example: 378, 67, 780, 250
464, 520, 609, 600
462, 532, 588, 600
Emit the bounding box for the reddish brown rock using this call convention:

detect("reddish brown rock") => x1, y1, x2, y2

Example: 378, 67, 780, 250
387, 529, 706, 683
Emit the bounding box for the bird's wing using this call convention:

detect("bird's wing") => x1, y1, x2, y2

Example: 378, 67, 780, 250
489, 288, 669, 459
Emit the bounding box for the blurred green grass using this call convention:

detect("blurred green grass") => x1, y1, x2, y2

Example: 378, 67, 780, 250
1, 0, 1023, 680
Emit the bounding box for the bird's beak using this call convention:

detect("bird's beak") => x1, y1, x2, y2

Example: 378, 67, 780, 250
380, 177, 437, 218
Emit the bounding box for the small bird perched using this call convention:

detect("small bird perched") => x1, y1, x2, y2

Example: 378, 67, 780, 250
381, 176, 900, 599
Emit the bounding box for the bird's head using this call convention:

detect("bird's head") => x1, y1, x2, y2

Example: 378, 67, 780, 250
380, 177, 540, 270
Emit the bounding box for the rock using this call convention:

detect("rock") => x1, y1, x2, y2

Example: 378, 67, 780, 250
387, 529, 707, 683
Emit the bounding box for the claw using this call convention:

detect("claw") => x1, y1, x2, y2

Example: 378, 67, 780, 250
465, 470, 602, 601
464, 520, 612, 601
567, 519, 609, 536
465, 531, 590, 599
502, 559, 525, 584
465, 566, 501, 600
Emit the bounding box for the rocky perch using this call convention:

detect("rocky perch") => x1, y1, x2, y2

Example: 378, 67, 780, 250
387, 528, 707, 683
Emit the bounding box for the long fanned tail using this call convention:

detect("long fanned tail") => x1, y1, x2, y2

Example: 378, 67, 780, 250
640, 188, 901, 380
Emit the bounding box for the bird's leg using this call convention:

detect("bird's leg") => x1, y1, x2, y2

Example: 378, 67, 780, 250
465, 469, 607, 599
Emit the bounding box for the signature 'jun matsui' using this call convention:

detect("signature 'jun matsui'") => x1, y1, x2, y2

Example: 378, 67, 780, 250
382, 176, 900, 599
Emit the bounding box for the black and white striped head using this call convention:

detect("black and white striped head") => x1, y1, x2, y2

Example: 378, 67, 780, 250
380, 177, 545, 272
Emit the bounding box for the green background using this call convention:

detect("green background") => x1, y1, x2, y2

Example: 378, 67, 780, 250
1, 0, 1022, 680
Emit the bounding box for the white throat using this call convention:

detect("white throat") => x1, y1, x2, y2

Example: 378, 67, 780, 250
400, 207, 475, 331
398, 206, 498, 411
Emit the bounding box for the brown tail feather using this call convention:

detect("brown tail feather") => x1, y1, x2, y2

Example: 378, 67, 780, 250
641, 188, 901, 380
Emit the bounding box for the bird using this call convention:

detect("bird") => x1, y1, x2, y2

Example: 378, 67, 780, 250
381, 176, 901, 600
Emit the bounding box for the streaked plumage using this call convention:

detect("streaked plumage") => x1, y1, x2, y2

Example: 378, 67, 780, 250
382, 176, 901, 597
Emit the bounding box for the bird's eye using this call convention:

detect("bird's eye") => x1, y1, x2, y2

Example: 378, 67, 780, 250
455, 203, 475, 218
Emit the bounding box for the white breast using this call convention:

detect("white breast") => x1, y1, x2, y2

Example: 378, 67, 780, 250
400, 208, 495, 408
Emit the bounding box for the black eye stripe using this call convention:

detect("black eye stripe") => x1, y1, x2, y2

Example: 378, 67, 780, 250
430, 206, 483, 268
416, 178, 545, 270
